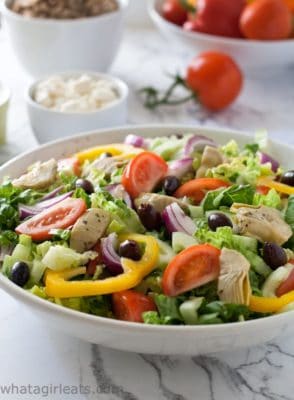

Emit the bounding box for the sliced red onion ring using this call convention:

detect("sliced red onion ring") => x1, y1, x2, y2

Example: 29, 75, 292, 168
259, 152, 279, 173
124, 134, 147, 148
184, 135, 216, 157
162, 203, 196, 235
168, 158, 193, 179
105, 184, 133, 208
101, 233, 123, 276
19, 191, 73, 220
41, 186, 64, 201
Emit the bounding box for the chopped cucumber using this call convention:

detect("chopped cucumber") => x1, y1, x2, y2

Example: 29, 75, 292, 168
188, 205, 204, 219
172, 232, 198, 253
232, 234, 258, 254
179, 297, 204, 325
156, 239, 176, 269
30, 259, 47, 284
12, 244, 32, 262
19, 234, 32, 247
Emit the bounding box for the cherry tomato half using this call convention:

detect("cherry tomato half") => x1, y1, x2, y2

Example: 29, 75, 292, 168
16, 198, 86, 241
112, 290, 157, 322
122, 152, 168, 198
162, 244, 221, 296
174, 177, 230, 204
185, 52, 243, 111
240, 0, 292, 40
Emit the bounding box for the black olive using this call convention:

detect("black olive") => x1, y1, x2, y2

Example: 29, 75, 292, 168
162, 176, 180, 196
119, 240, 141, 261
137, 203, 162, 231
75, 178, 94, 194
208, 212, 233, 232
263, 242, 287, 269
10, 261, 30, 287
99, 152, 113, 159
280, 170, 294, 187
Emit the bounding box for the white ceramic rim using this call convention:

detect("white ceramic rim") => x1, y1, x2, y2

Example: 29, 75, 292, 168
2, 0, 129, 24
148, 0, 294, 47
0, 83, 10, 107
25, 71, 129, 116
0, 123, 293, 334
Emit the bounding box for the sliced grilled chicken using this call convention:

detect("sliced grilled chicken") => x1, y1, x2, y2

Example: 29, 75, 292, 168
196, 146, 223, 178
13, 159, 57, 190
231, 204, 292, 245
83, 155, 130, 178
70, 208, 110, 253
134, 193, 188, 213
218, 248, 251, 306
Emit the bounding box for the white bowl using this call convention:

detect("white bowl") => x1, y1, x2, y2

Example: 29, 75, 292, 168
148, 0, 294, 72
26, 71, 129, 143
0, 124, 294, 355
2, 0, 129, 77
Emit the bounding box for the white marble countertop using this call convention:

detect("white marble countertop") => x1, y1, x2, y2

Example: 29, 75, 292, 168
1, 20, 294, 400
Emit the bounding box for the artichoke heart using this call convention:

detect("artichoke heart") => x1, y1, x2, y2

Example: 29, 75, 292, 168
230, 204, 292, 246
218, 248, 252, 306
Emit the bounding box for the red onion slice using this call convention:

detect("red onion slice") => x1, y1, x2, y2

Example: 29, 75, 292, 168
184, 135, 216, 157
168, 158, 193, 179
41, 186, 64, 201
259, 152, 279, 173
105, 184, 133, 208
19, 191, 73, 220
101, 233, 123, 276
124, 134, 147, 148
162, 203, 196, 235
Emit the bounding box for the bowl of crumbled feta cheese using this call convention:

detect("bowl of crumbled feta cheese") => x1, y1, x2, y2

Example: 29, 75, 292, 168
2, 0, 128, 76
26, 72, 129, 143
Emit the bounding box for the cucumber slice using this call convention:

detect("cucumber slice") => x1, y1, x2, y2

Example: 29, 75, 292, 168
156, 239, 176, 269
179, 297, 204, 325
12, 244, 32, 262
172, 232, 198, 253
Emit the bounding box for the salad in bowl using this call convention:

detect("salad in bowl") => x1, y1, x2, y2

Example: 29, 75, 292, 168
1, 130, 294, 328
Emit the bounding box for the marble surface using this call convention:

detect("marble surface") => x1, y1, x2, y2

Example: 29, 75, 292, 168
0, 18, 294, 400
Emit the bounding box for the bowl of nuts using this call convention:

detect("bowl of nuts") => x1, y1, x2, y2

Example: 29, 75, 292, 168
2, 0, 129, 77
26, 71, 129, 143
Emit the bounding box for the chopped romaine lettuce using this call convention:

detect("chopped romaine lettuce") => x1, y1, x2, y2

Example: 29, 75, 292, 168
202, 184, 255, 211
253, 188, 281, 209
91, 191, 145, 233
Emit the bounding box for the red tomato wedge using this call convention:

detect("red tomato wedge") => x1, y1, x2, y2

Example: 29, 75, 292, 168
162, 244, 221, 297
58, 157, 81, 177
174, 178, 230, 204
276, 268, 294, 297
112, 290, 157, 323
16, 198, 86, 241
122, 151, 168, 198
256, 185, 271, 195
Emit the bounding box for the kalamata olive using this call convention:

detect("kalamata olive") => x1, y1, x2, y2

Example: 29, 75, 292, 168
75, 178, 94, 194
162, 176, 180, 196
280, 170, 294, 187
263, 242, 287, 269
208, 212, 233, 231
99, 152, 113, 159
119, 240, 142, 261
137, 203, 162, 231
10, 261, 30, 287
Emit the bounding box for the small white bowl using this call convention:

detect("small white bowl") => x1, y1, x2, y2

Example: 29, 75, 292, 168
2, 0, 129, 77
26, 71, 129, 144
148, 0, 294, 72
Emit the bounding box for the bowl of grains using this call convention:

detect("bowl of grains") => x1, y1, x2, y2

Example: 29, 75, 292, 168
26, 71, 129, 143
2, 0, 129, 77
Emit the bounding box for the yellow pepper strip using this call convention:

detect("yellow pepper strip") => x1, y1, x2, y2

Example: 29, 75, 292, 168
249, 291, 294, 313
75, 144, 143, 163
45, 234, 159, 298
257, 177, 294, 195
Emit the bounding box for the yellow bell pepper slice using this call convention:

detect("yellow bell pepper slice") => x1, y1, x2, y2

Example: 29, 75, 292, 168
249, 291, 294, 313
257, 177, 294, 195
45, 234, 159, 298
75, 144, 143, 163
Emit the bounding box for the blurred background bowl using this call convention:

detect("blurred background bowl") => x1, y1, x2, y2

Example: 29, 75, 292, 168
26, 71, 129, 144
2, 0, 129, 77
148, 0, 294, 72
